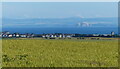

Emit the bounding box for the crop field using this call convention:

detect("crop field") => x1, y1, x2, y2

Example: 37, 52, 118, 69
2, 39, 118, 67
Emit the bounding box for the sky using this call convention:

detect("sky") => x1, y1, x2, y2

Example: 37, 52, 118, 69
2, 2, 118, 18
1, 0, 119, 2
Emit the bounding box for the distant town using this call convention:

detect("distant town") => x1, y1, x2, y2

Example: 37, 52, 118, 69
0, 31, 120, 39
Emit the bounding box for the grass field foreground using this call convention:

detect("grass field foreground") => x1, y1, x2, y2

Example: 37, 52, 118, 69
2, 39, 118, 67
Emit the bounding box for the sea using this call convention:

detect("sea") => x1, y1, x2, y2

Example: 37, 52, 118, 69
2, 27, 118, 34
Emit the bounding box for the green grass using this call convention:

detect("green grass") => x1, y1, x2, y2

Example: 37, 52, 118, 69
2, 39, 118, 67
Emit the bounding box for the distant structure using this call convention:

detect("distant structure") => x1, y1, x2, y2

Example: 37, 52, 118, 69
3, 31, 10, 35
77, 22, 91, 27
1, 31, 119, 38
77, 22, 81, 27
111, 31, 115, 36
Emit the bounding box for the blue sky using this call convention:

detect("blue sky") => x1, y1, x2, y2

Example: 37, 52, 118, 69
2, 2, 118, 18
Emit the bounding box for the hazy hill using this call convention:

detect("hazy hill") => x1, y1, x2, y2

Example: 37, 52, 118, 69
2, 17, 118, 28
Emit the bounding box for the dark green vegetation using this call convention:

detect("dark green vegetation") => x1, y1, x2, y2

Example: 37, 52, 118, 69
2, 39, 118, 67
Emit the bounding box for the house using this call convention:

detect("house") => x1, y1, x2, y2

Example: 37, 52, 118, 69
64, 34, 73, 38
26, 34, 31, 38
93, 34, 99, 37
16, 34, 20, 37
8, 34, 13, 38
111, 32, 115, 36
62, 34, 65, 38
2, 34, 8, 38
20, 34, 27, 38
102, 34, 108, 36
42, 35, 46, 38
31, 33, 34, 38
54, 35, 57, 37
0, 32, 2, 38
58, 34, 62, 38
2, 31, 10, 38
45, 34, 50, 38
12, 33, 20, 38
66, 35, 71, 38
50, 34, 54, 38
24, 33, 34, 38
3, 31, 10, 35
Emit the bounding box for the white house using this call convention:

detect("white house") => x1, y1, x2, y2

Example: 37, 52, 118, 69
93, 34, 99, 36
54, 35, 57, 37
16, 34, 20, 37
66, 35, 71, 38
42, 35, 45, 38
50, 35, 54, 38
20, 34, 27, 38
8, 34, 12, 37
0, 32, 2, 38
59, 35, 62, 38
62, 34, 65, 38
103, 34, 108, 36
2, 34, 8, 37
45, 35, 50, 38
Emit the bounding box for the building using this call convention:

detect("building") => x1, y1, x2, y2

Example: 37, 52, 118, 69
12, 33, 20, 38
20, 34, 27, 38
111, 32, 115, 36
3, 31, 10, 35
93, 34, 99, 37
0, 32, 2, 38
8, 34, 13, 37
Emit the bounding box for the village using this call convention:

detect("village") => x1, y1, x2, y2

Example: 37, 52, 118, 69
0, 31, 119, 39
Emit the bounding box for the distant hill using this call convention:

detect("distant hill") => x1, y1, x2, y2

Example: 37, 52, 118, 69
2, 17, 118, 28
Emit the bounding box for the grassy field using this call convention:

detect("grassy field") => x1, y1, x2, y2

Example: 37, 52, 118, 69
2, 39, 118, 67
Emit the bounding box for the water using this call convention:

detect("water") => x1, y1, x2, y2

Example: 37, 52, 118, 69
2, 27, 118, 34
